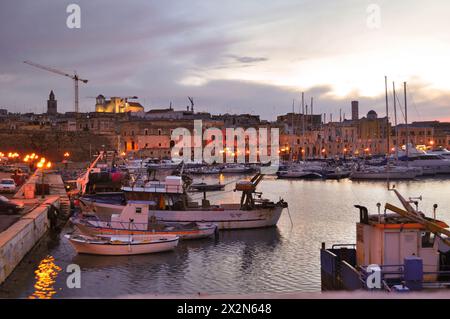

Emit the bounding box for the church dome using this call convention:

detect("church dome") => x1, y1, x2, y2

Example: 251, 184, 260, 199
367, 110, 378, 119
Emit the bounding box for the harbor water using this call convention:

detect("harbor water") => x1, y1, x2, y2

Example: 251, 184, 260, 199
1, 175, 450, 298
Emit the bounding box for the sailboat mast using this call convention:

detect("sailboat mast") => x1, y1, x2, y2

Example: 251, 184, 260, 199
404, 82, 409, 160
393, 82, 399, 161
301, 92, 305, 137
385, 76, 390, 157
291, 99, 295, 162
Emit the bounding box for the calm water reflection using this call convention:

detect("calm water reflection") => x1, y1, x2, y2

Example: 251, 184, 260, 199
1, 175, 450, 298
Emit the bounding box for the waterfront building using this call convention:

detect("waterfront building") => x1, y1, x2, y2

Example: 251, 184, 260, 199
95, 95, 144, 113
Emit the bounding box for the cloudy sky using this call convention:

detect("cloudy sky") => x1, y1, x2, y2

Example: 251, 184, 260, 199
1, 0, 450, 121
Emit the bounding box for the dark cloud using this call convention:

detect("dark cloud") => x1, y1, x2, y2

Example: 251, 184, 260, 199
0, 1, 448, 122
228, 55, 268, 64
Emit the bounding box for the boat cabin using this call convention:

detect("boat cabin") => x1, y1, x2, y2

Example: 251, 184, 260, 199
110, 201, 153, 230
356, 208, 448, 281
321, 205, 450, 291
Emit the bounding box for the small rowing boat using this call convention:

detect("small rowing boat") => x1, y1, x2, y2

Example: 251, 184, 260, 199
65, 233, 179, 255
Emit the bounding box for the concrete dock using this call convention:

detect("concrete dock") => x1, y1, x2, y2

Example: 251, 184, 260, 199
0, 170, 70, 285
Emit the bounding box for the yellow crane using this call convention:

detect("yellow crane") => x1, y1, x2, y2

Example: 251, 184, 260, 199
24, 60, 88, 113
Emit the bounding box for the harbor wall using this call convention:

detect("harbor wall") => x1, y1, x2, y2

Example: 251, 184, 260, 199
0, 196, 60, 285
0, 130, 116, 161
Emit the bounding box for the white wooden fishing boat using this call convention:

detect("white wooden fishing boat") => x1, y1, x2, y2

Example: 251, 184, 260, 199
73, 201, 217, 240
65, 233, 179, 255
79, 174, 288, 230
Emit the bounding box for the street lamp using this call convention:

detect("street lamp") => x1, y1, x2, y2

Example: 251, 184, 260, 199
63, 152, 70, 169
37, 159, 52, 199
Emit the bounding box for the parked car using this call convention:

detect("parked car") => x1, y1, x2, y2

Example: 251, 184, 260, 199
0, 196, 24, 215
0, 165, 17, 173
0, 178, 16, 193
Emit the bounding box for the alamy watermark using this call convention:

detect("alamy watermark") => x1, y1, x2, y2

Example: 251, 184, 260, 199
66, 4, 81, 29
66, 264, 81, 288
366, 4, 381, 29
170, 120, 280, 174
366, 264, 382, 289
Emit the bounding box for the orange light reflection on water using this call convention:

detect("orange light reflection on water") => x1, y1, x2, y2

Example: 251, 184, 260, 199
29, 255, 61, 299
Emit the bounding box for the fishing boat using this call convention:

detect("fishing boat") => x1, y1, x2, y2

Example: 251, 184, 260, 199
350, 165, 418, 180
320, 188, 450, 292
321, 167, 351, 180
276, 169, 323, 179
221, 164, 255, 174
65, 233, 179, 255
189, 182, 225, 192
185, 166, 222, 175
79, 173, 288, 230
73, 201, 217, 240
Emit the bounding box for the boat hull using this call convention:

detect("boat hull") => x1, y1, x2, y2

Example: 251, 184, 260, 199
350, 171, 417, 180
67, 237, 179, 256
80, 201, 285, 230
74, 222, 217, 240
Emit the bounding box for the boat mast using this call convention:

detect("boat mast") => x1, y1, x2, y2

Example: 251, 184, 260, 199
384, 76, 390, 157
392, 82, 399, 161
301, 92, 305, 138
290, 99, 294, 162
404, 82, 409, 161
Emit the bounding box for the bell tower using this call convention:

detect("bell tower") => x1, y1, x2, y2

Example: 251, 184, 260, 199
47, 90, 57, 115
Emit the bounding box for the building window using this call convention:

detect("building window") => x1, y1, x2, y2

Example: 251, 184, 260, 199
158, 129, 162, 136
144, 129, 148, 136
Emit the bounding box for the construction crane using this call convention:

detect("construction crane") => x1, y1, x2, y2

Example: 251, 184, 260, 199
24, 60, 88, 113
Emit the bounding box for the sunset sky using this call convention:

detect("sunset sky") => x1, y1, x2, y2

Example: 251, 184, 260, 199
1, 0, 450, 121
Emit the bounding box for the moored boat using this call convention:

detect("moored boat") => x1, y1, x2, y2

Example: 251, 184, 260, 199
73, 201, 217, 240
189, 182, 225, 192
277, 170, 323, 179
79, 173, 288, 230
65, 233, 179, 255
320, 189, 450, 292
350, 165, 418, 180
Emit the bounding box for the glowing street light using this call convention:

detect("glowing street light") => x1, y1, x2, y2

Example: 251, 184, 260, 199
37, 160, 52, 199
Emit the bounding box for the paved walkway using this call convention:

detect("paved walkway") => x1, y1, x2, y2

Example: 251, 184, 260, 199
1, 170, 69, 233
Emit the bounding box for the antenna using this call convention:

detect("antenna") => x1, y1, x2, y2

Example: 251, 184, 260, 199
188, 97, 194, 112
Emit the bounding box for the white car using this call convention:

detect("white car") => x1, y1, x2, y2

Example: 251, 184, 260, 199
0, 178, 17, 193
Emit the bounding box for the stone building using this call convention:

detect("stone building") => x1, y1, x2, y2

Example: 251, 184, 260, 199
95, 95, 144, 113
47, 90, 57, 115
